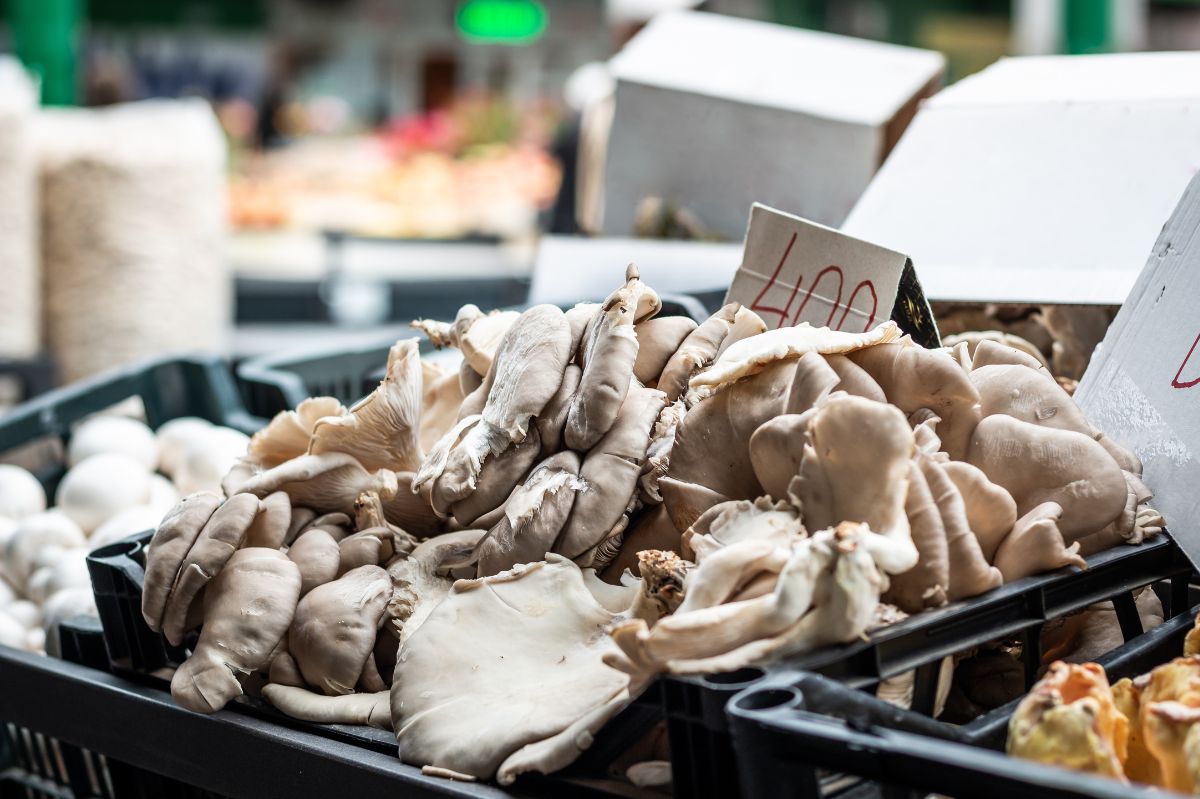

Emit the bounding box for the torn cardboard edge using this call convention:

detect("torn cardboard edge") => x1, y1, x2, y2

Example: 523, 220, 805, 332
724, 203, 940, 348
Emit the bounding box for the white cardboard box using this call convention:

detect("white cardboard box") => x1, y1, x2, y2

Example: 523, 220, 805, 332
528, 235, 743, 306
843, 52, 1200, 305
1076, 170, 1200, 565
601, 11, 944, 239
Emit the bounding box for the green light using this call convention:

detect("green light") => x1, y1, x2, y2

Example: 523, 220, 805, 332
456, 0, 547, 44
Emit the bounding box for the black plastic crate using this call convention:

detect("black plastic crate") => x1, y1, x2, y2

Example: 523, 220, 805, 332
235, 293, 711, 418
660, 535, 1193, 799
0, 355, 55, 408
0, 355, 262, 494
727, 602, 1200, 799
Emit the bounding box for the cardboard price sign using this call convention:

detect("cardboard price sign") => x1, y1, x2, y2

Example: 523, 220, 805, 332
1076, 171, 1200, 566
725, 204, 939, 347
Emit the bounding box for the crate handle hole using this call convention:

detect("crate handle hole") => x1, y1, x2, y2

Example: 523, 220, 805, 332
704, 666, 766, 687
734, 687, 802, 712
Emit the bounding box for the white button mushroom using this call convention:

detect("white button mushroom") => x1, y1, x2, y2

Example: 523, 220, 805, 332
90, 505, 166, 549
0, 465, 47, 521
26, 549, 90, 604
0, 612, 26, 649
5, 598, 40, 629
173, 427, 250, 496
5, 510, 86, 585
67, 415, 159, 471
55, 453, 153, 534
41, 587, 98, 658
155, 417, 215, 477
0, 575, 15, 606
24, 627, 45, 653
148, 474, 180, 515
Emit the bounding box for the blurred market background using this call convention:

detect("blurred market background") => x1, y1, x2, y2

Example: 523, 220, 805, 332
3, 0, 1200, 408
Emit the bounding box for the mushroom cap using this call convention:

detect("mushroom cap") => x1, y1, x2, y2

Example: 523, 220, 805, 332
67, 415, 158, 471
142, 493, 223, 632
238, 452, 396, 515
633, 316, 698, 385
170, 548, 301, 714
0, 465, 46, 522
392, 555, 636, 784
970, 363, 1092, 435
657, 303, 740, 401
287, 526, 343, 597
966, 415, 1127, 542
249, 397, 347, 469
291, 565, 392, 696
691, 320, 902, 392
310, 339, 425, 473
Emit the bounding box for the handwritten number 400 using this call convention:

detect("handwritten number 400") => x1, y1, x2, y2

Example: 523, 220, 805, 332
749, 232, 879, 332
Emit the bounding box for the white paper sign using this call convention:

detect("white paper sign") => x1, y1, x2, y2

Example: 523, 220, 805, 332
725, 204, 938, 346
1076, 170, 1200, 566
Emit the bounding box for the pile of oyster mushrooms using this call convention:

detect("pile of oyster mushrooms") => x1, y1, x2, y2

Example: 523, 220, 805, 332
142, 266, 1162, 784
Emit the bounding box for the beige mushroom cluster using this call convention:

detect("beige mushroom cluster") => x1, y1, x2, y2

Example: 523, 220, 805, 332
143, 266, 1159, 786
608, 320, 1162, 676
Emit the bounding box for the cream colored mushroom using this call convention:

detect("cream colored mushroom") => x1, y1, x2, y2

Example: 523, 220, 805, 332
237, 452, 398, 515
715, 307, 768, 358
142, 492, 223, 633
639, 399, 686, 505
789, 394, 917, 574
607, 523, 883, 676
290, 565, 392, 696
420, 359, 466, 453
246, 397, 348, 471
310, 339, 424, 473
262, 685, 392, 730
919, 456, 1002, 601
475, 450, 584, 577
681, 496, 805, 563
657, 303, 740, 401
413, 305, 520, 377
846, 341, 980, 461
243, 491, 291, 549
966, 415, 1128, 543
884, 460, 949, 613
392, 555, 654, 784
993, 502, 1086, 582
170, 547, 301, 714
160, 493, 262, 646
565, 265, 660, 451
413, 304, 572, 512
288, 527, 344, 597
941, 461, 1017, 563
690, 320, 902, 392
633, 316, 697, 385
555, 384, 666, 565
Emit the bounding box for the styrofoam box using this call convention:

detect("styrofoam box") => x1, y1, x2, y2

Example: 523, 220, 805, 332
601, 11, 945, 239
843, 52, 1200, 305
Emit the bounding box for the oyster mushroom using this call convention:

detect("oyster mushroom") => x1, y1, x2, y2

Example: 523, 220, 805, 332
883, 460, 949, 613
690, 319, 902, 393
450, 426, 543, 526
392, 555, 656, 784
288, 525, 347, 597
600, 505, 682, 583
475, 450, 584, 577
748, 413, 812, 501
420, 359, 465, 453
310, 339, 424, 473
941, 460, 1016, 563
639, 398, 686, 505
384, 529, 487, 650
945, 332, 1050, 370
535, 364, 581, 456
661, 359, 798, 533
993, 502, 1086, 582
715, 306, 769, 357
160, 493, 263, 646
970, 363, 1093, 436
413, 305, 520, 377
225, 397, 349, 494
919, 457, 1002, 601
789, 394, 917, 574
290, 565, 392, 696
238, 452, 398, 515
556, 384, 667, 565
413, 305, 573, 512
657, 303, 741, 402
966, 415, 1128, 543
846, 341, 981, 461
263, 685, 392, 730
608, 523, 883, 676
170, 548, 302, 714
633, 316, 698, 385
565, 265, 660, 451
142, 492, 223, 633
681, 496, 805, 563
243, 491, 291, 550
